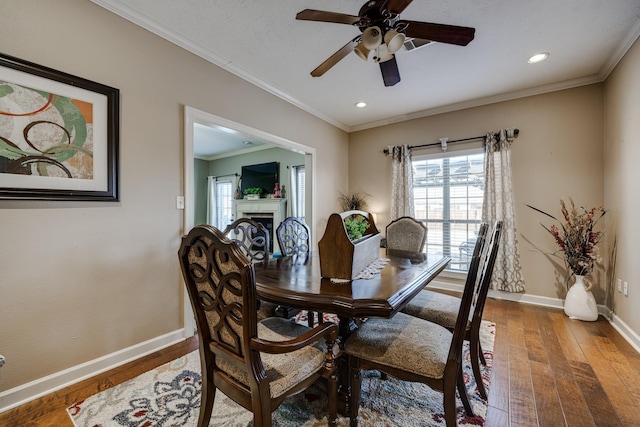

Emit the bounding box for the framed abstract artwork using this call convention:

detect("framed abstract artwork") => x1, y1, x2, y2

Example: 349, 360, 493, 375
0, 52, 119, 201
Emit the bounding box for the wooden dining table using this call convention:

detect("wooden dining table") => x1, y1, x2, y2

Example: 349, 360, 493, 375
253, 248, 450, 413
255, 248, 450, 330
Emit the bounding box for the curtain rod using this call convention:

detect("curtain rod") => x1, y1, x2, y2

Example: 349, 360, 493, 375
383, 128, 519, 154
209, 173, 239, 179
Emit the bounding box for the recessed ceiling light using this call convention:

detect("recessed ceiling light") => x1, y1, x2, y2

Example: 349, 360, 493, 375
528, 52, 549, 63
355, 101, 367, 108
243, 141, 253, 145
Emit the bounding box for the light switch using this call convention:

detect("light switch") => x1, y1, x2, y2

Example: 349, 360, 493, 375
177, 196, 185, 209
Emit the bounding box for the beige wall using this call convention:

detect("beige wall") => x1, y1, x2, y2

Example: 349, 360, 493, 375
604, 37, 640, 334
0, 0, 348, 393
349, 85, 605, 300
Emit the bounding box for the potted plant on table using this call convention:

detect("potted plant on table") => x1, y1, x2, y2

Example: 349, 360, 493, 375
527, 197, 606, 321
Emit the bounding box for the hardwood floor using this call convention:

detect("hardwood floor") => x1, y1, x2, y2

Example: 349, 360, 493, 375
1, 298, 639, 426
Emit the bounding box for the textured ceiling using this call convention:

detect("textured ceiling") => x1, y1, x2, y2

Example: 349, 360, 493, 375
91, 0, 640, 153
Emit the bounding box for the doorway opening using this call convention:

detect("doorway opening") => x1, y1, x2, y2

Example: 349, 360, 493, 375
182, 106, 316, 337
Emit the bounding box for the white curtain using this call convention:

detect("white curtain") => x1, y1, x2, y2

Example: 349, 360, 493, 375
389, 145, 414, 220
206, 176, 217, 226
482, 130, 526, 292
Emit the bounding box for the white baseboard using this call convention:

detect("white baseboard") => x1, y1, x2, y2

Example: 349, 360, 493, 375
0, 328, 186, 414
429, 280, 640, 353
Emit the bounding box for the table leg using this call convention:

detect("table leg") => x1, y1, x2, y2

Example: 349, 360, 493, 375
336, 315, 358, 416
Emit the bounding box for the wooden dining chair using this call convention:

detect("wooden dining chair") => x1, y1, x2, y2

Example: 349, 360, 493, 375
276, 216, 333, 327
343, 232, 486, 427
223, 218, 270, 265
276, 216, 311, 257
224, 218, 275, 318
401, 221, 502, 400
385, 216, 427, 252
178, 225, 339, 427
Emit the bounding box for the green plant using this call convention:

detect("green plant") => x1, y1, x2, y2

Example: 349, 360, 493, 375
344, 216, 370, 241
243, 187, 263, 195
338, 191, 370, 212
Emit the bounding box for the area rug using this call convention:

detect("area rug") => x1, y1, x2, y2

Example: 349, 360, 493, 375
67, 321, 495, 427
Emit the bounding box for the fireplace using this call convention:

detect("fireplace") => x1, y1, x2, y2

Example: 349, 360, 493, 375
248, 215, 274, 253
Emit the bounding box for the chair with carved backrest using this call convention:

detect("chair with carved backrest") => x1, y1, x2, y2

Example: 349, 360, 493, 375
178, 225, 339, 427
224, 218, 274, 318
275, 217, 316, 323
401, 221, 502, 400
385, 216, 427, 252
223, 218, 270, 265
344, 229, 487, 427
276, 216, 311, 258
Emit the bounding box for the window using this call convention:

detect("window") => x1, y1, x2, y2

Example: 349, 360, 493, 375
412, 150, 484, 272
207, 175, 238, 230
291, 165, 305, 221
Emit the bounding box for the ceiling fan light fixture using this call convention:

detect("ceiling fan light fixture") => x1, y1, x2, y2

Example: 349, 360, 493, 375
384, 29, 405, 53
354, 42, 370, 61
362, 26, 383, 50
373, 44, 393, 63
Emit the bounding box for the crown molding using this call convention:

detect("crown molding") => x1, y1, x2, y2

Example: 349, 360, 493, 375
347, 74, 602, 132
89, 0, 349, 132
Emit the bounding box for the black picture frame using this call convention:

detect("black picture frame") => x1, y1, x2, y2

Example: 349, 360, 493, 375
0, 52, 119, 201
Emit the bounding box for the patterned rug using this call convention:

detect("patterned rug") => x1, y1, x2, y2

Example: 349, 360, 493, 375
67, 321, 495, 427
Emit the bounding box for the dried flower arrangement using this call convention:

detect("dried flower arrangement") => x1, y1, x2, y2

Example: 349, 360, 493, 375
527, 197, 606, 277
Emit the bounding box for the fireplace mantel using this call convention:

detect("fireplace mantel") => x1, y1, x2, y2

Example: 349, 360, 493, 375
234, 198, 287, 254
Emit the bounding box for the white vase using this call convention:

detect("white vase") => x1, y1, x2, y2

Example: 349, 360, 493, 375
563, 275, 598, 321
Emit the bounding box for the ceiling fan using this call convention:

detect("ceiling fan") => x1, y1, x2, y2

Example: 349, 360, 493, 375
296, 0, 475, 86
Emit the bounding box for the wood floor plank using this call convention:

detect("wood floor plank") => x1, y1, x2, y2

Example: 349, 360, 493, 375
508, 343, 538, 426
536, 311, 577, 378
524, 328, 548, 364
529, 360, 566, 426
520, 303, 540, 332
593, 336, 640, 402
487, 321, 510, 412
570, 360, 623, 426
485, 405, 509, 427
580, 341, 640, 426
549, 311, 588, 363
553, 371, 596, 427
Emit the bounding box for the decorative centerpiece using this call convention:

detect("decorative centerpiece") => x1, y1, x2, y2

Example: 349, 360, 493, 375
243, 187, 262, 200
318, 210, 380, 280
528, 198, 606, 321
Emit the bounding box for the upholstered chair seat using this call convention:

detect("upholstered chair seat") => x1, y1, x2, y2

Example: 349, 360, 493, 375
344, 313, 452, 379
402, 290, 461, 330
216, 317, 327, 399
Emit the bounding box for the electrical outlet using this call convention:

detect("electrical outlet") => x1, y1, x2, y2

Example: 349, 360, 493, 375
617, 279, 622, 292
0, 354, 5, 368
624, 281, 628, 297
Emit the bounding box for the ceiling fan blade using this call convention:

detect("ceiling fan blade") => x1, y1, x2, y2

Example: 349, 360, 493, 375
397, 20, 475, 46
379, 55, 401, 87
385, 0, 414, 15
296, 9, 362, 25
310, 37, 360, 77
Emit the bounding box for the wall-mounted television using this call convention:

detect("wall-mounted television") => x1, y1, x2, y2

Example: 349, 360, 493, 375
241, 161, 279, 195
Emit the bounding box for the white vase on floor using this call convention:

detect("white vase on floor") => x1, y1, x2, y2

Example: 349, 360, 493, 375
563, 275, 598, 321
